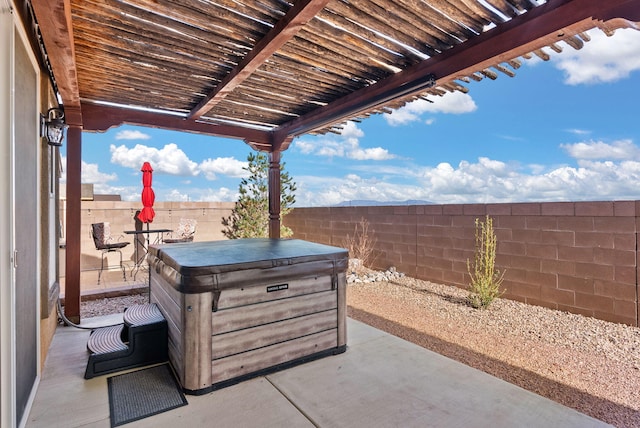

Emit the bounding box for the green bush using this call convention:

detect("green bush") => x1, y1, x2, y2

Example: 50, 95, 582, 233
467, 215, 505, 309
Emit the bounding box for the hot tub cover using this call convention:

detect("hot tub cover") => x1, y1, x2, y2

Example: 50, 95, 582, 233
148, 239, 348, 294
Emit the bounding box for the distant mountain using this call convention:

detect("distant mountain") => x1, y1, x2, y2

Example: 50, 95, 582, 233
333, 200, 433, 207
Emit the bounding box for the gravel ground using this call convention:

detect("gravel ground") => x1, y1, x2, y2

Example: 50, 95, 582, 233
79, 292, 149, 318
79, 277, 640, 427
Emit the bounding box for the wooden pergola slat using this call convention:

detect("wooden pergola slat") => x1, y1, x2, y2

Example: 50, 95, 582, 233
188, 0, 332, 119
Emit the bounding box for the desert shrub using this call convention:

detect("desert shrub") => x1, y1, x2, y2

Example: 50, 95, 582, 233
343, 217, 377, 275
467, 215, 505, 309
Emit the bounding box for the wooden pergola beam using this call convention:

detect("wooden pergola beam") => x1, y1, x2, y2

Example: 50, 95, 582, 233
268, 151, 282, 239
31, 0, 85, 323
188, 0, 332, 120
30, 0, 82, 126
63, 127, 82, 324
273, 0, 640, 140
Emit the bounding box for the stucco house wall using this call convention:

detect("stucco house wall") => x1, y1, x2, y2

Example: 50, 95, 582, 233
1, 2, 63, 425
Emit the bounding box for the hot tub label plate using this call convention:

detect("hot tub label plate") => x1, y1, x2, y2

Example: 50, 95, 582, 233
267, 284, 289, 292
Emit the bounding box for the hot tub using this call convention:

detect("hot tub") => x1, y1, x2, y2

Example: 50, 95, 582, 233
147, 238, 348, 394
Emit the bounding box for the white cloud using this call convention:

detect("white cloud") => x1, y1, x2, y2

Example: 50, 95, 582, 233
349, 146, 394, 161
107, 185, 139, 202
497, 134, 525, 142
294, 174, 426, 207
295, 149, 640, 207
60, 157, 139, 199
199, 157, 248, 180
386, 108, 420, 125
162, 186, 238, 202
133, 187, 238, 203
197, 187, 237, 202
110, 143, 199, 176
294, 121, 396, 161
316, 142, 346, 158
527, 164, 548, 175
566, 128, 591, 136
81, 160, 118, 184
553, 28, 640, 85
295, 140, 315, 155
385, 91, 477, 126
414, 155, 640, 204
463, 157, 638, 202
340, 121, 365, 139
163, 189, 190, 202
561, 139, 640, 160
115, 130, 151, 140
110, 144, 250, 183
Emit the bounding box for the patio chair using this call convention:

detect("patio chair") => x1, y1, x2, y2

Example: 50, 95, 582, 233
164, 218, 197, 243
91, 222, 130, 284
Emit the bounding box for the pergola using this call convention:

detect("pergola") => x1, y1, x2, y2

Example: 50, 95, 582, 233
30, 0, 639, 321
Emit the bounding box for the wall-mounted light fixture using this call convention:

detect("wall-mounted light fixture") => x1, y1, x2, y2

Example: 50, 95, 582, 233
40, 107, 68, 147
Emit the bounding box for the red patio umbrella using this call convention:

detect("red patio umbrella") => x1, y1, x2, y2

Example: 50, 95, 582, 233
136, 162, 155, 226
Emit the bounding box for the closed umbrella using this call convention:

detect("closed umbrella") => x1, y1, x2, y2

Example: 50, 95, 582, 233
137, 162, 155, 227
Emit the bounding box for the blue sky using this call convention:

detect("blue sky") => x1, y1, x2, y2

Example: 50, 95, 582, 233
64, 28, 640, 207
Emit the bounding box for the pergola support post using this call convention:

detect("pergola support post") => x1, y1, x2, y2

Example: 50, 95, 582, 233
64, 126, 81, 323
268, 150, 281, 239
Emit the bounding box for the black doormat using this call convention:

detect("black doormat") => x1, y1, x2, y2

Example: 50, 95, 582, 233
107, 364, 187, 427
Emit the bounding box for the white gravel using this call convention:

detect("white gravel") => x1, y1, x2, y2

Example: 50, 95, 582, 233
79, 292, 149, 318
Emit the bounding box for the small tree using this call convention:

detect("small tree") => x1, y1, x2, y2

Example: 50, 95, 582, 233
467, 215, 505, 309
222, 152, 296, 239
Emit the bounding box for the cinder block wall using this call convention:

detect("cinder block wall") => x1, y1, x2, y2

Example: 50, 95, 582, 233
284, 201, 639, 326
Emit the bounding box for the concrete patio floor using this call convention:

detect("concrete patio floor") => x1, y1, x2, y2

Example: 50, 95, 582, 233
26, 317, 611, 428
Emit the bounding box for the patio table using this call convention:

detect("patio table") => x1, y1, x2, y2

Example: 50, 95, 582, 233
124, 228, 172, 280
